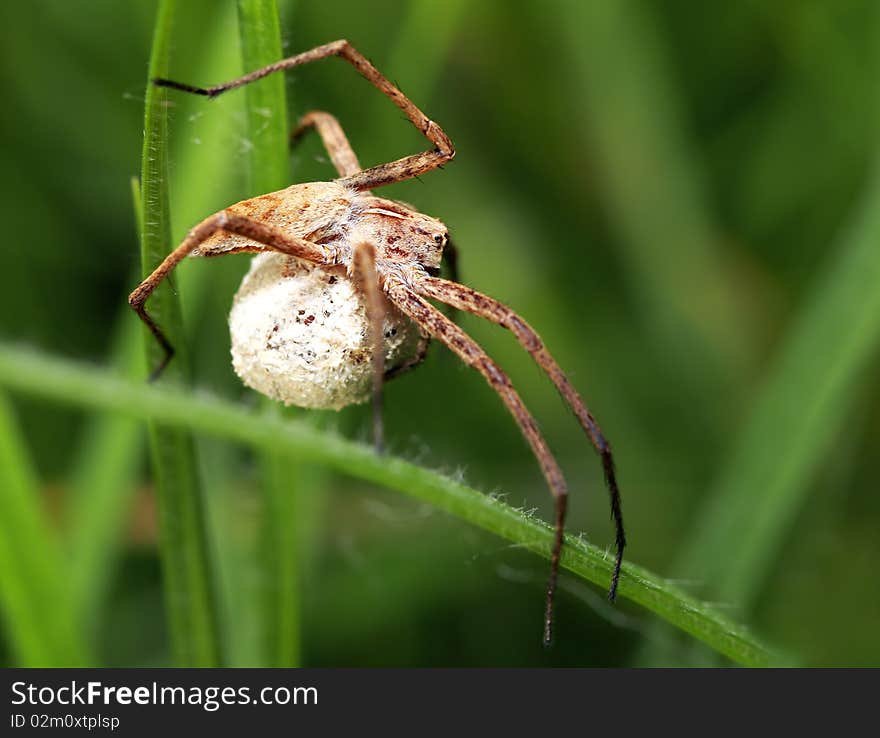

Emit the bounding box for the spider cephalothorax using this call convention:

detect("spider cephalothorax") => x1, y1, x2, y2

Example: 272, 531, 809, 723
130, 39, 625, 645
351, 195, 449, 273
225, 187, 448, 409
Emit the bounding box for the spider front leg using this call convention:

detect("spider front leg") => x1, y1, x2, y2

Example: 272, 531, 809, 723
129, 211, 333, 380
415, 275, 626, 601
384, 281, 568, 646
154, 39, 454, 191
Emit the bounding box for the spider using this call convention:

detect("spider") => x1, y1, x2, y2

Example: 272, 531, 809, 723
129, 39, 625, 645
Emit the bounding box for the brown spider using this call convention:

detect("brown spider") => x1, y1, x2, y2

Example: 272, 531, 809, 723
129, 39, 625, 645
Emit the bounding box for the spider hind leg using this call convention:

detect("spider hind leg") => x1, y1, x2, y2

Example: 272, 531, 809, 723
384, 281, 569, 645
414, 275, 626, 603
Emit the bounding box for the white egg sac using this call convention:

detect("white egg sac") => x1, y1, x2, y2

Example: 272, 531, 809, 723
229, 252, 421, 410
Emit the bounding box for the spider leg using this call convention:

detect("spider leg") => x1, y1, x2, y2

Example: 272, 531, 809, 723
154, 40, 454, 191
414, 276, 626, 602
351, 242, 386, 453
129, 211, 333, 381
384, 332, 431, 381
384, 281, 568, 646
290, 110, 362, 178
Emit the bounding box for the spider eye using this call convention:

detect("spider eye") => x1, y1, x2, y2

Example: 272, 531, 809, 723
434, 234, 443, 244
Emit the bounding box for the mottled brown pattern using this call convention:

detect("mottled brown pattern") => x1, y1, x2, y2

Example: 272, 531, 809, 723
196, 244, 264, 259
196, 182, 351, 258
280, 257, 301, 279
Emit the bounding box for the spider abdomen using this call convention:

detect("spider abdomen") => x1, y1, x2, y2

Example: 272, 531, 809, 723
229, 252, 420, 410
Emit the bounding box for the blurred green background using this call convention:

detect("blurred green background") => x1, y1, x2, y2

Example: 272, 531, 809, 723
1, 0, 879, 667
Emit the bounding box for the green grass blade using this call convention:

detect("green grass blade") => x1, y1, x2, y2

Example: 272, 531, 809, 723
0, 345, 778, 667
66, 324, 143, 634
131, 176, 144, 234
64, 180, 145, 638
237, 0, 289, 194
557, 0, 758, 404
636, 155, 880, 666
0, 392, 88, 666
672, 161, 880, 608
140, 0, 223, 667
63, 0, 248, 647
236, 0, 301, 668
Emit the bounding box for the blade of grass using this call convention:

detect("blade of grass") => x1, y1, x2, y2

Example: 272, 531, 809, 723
140, 0, 223, 667
237, 0, 290, 194
0, 345, 778, 667
132, 176, 144, 235
63, 0, 248, 651
675, 159, 880, 605
637, 155, 880, 666
557, 0, 758, 414
166, 0, 282, 668
65, 179, 145, 638
66, 320, 143, 634
236, 0, 302, 668
0, 392, 88, 666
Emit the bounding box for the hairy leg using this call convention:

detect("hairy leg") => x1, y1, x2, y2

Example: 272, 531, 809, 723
415, 275, 626, 600
351, 242, 386, 453
291, 110, 362, 178
130, 211, 332, 380
154, 39, 454, 191
384, 332, 431, 381
385, 281, 567, 645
